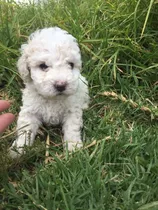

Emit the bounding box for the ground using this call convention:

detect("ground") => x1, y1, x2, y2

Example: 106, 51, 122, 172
0, 0, 158, 209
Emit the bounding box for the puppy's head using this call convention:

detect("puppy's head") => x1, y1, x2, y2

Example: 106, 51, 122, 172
18, 27, 82, 98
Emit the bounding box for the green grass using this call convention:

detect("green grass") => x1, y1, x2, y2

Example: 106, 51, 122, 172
0, 0, 158, 209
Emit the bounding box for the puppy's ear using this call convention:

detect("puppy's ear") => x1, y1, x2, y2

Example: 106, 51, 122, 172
17, 44, 31, 84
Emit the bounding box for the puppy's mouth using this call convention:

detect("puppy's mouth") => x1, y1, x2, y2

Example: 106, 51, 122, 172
56, 90, 72, 96
55, 88, 66, 96
57, 91, 65, 96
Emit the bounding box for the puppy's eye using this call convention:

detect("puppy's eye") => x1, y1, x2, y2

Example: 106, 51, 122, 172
68, 62, 74, 69
39, 63, 48, 70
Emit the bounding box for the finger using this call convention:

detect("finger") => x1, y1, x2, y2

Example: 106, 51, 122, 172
0, 113, 15, 133
0, 100, 10, 112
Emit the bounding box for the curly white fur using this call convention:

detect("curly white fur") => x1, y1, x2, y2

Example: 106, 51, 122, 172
10, 27, 89, 158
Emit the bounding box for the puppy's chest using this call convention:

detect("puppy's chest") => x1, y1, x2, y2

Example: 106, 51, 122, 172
40, 101, 66, 125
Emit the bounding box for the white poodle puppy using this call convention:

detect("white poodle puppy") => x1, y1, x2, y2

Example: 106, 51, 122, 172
10, 27, 89, 157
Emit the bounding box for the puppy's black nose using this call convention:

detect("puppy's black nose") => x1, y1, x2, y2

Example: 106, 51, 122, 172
54, 82, 67, 92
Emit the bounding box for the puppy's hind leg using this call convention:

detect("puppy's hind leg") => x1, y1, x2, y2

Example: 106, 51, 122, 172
10, 112, 41, 158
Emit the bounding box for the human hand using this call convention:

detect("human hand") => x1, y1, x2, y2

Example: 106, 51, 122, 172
0, 100, 15, 133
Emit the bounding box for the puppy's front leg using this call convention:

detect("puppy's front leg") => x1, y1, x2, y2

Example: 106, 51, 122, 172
10, 112, 41, 158
62, 109, 83, 151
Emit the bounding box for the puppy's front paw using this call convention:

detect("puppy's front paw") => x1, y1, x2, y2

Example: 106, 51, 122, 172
9, 147, 24, 159
66, 140, 83, 152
